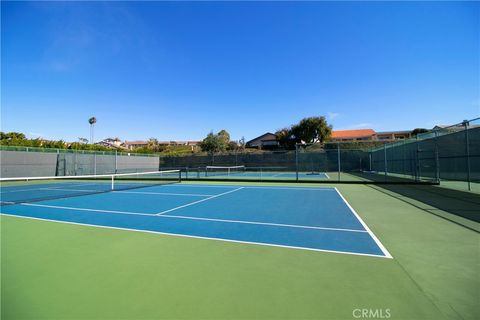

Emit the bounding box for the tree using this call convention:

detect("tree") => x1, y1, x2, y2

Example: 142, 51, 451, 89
238, 137, 246, 150
227, 141, 238, 151
411, 128, 429, 137
200, 130, 232, 153
291, 116, 332, 144
200, 132, 222, 153
147, 138, 159, 151
0, 132, 26, 141
275, 127, 295, 149
217, 129, 230, 150
78, 137, 89, 144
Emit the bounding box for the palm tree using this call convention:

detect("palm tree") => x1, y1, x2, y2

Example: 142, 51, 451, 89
88, 117, 97, 144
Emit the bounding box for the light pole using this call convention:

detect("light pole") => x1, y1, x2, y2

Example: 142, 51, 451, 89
88, 117, 97, 144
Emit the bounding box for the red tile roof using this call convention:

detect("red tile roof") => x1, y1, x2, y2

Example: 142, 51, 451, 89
331, 129, 376, 139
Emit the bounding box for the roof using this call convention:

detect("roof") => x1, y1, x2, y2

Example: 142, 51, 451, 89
331, 129, 376, 139
376, 130, 411, 135
246, 132, 276, 144
123, 140, 149, 145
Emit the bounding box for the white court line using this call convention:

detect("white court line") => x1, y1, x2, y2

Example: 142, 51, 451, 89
0, 183, 94, 194
14, 202, 367, 233
324, 173, 331, 179
334, 188, 393, 259
159, 214, 367, 233
20, 203, 155, 216
270, 173, 286, 177
0, 213, 389, 258
169, 184, 336, 191
113, 191, 213, 197
156, 187, 244, 215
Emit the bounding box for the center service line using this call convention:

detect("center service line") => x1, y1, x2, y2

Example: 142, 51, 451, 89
156, 187, 245, 215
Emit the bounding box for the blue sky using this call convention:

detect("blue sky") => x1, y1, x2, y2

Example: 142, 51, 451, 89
1, 1, 479, 142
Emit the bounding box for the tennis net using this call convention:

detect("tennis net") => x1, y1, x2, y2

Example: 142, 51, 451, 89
205, 165, 246, 177
0, 170, 181, 205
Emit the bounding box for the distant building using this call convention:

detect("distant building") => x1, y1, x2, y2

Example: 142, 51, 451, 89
331, 129, 413, 142
122, 140, 201, 150
246, 132, 279, 149
95, 138, 123, 148
123, 140, 149, 150
330, 129, 376, 141
157, 141, 201, 146
431, 125, 453, 130
375, 130, 412, 141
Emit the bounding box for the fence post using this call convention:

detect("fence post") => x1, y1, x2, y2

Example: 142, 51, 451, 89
115, 150, 118, 173
415, 136, 420, 182
94, 152, 97, 175
369, 152, 372, 172
464, 120, 471, 191
383, 142, 387, 181
402, 140, 407, 178
337, 142, 341, 181
295, 144, 299, 181
434, 131, 440, 183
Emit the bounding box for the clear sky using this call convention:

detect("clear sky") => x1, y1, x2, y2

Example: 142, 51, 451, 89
1, 1, 479, 142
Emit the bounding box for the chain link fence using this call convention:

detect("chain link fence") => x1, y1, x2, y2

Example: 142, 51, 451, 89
1, 118, 477, 192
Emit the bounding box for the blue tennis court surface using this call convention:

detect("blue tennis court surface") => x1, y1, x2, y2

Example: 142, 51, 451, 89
0, 183, 391, 258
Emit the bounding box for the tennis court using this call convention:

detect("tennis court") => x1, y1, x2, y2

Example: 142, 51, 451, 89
1, 137, 478, 320
2, 171, 478, 319
0, 179, 388, 258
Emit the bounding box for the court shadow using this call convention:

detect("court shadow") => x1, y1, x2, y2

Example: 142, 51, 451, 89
347, 172, 479, 229
365, 182, 480, 232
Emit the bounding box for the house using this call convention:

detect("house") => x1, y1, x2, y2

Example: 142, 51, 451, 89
95, 138, 123, 148
123, 140, 149, 150
157, 141, 201, 146
330, 129, 376, 141
246, 132, 279, 149
375, 130, 412, 141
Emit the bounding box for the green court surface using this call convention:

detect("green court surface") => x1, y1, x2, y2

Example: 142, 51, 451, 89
1, 182, 478, 320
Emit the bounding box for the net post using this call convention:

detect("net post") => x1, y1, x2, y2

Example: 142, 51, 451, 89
111, 175, 114, 190
464, 120, 471, 191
